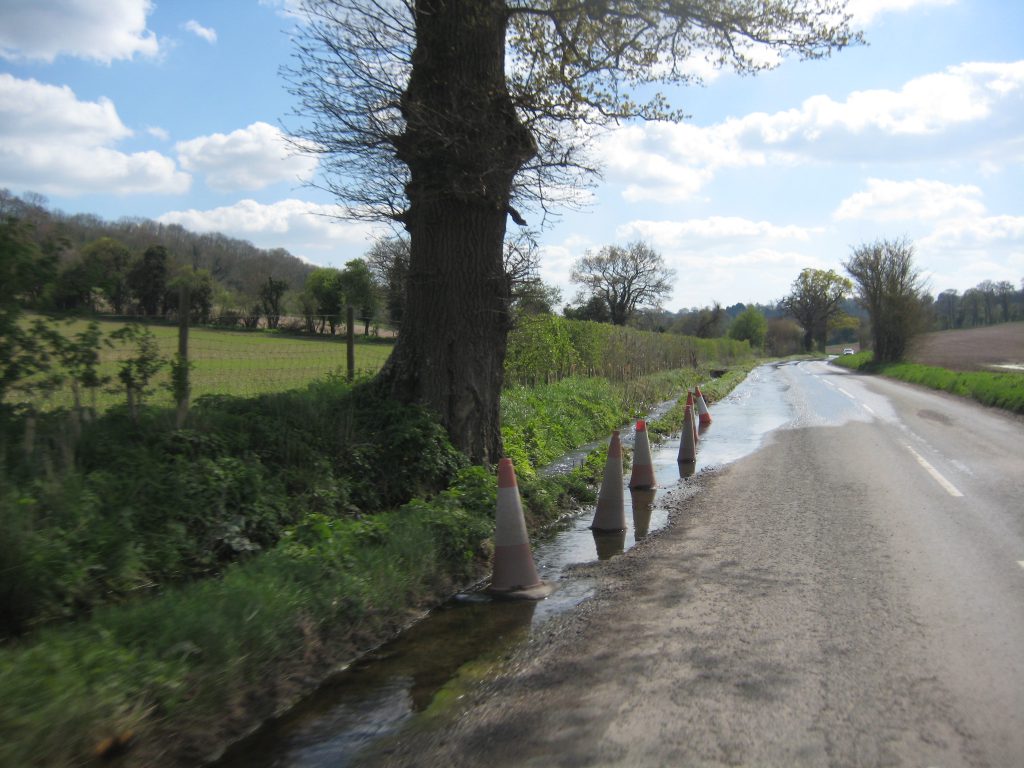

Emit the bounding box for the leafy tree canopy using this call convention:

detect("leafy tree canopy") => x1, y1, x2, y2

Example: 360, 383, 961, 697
571, 241, 675, 325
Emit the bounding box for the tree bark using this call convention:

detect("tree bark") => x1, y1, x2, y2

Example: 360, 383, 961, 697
376, 0, 536, 465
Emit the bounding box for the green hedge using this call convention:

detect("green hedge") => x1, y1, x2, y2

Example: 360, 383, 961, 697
505, 315, 752, 385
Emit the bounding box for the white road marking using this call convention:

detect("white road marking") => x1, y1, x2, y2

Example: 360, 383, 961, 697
823, 379, 835, 387
906, 445, 964, 498
862, 404, 876, 416
1018, 561, 1024, 571
837, 387, 856, 400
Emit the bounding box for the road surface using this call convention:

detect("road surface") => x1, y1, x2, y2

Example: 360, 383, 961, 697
358, 360, 1024, 768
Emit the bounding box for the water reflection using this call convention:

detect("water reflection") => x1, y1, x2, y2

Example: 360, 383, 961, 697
217, 365, 800, 768
216, 599, 537, 767
592, 529, 627, 560
630, 489, 657, 539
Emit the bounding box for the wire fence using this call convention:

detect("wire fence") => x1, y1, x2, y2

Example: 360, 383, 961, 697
8, 314, 396, 415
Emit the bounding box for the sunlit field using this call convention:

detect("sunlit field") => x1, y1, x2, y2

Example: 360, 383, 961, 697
11, 315, 395, 413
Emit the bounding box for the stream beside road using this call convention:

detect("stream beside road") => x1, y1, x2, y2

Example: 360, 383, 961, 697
214, 364, 796, 768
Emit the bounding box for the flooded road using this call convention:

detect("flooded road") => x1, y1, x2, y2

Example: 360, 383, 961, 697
216, 364, 799, 767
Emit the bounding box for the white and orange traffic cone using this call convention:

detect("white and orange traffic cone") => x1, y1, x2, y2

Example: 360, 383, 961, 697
678, 403, 697, 464
695, 386, 712, 426
685, 391, 699, 443
488, 458, 552, 600
628, 419, 656, 490
591, 430, 627, 533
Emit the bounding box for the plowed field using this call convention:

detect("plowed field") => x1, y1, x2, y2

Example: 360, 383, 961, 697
910, 322, 1024, 372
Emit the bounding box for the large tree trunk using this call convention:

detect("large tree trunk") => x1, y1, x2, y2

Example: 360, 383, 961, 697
376, 0, 536, 465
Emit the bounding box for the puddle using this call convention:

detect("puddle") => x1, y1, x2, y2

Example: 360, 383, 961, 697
214, 365, 795, 767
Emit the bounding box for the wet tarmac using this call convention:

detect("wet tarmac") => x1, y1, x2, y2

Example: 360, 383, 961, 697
214, 365, 797, 767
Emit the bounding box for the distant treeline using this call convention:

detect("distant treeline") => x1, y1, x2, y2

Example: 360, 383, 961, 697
0, 188, 314, 322
932, 281, 1024, 330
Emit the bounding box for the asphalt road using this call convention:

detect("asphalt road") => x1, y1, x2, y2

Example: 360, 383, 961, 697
359, 361, 1024, 768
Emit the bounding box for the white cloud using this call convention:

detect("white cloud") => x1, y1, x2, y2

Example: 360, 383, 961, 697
846, 0, 957, 26
834, 178, 986, 222
183, 20, 217, 45
741, 63, 1016, 142
157, 199, 380, 263
0, 0, 158, 64
597, 60, 1023, 203
917, 216, 1024, 289
918, 215, 1024, 250
146, 126, 170, 141
598, 122, 762, 202
617, 217, 819, 248
175, 122, 319, 192
0, 74, 189, 195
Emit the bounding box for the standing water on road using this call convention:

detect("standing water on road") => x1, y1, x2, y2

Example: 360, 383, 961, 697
214, 364, 797, 768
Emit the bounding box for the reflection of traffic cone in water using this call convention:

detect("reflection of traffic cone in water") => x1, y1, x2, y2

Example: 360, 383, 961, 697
488, 459, 552, 600
678, 404, 697, 464
628, 420, 656, 490
592, 529, 626, 560
695, 386, 712, 426
630, 488, 656, 538
591, 430, 627, 533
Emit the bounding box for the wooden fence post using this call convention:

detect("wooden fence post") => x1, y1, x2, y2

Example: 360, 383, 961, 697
346, 306, 355, 381
175, 283, 190, 428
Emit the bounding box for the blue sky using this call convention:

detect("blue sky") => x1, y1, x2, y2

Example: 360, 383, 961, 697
1, 0, 1021, 311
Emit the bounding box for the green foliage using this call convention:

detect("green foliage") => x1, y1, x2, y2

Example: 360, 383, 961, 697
338, 259, 379, 333
128, 245, 168, 317
832, 353, 1024, 413
0, 378, 463, 637
8, 315, 395, 413
844, 238, 928, 364
304, 267, 345, 333
109, 324, 166, 420
782, 268, 853, 352
0, 462, 497, 768
502, 377, 623, 476
728, 306, 767, 350
505, 315, 752, 386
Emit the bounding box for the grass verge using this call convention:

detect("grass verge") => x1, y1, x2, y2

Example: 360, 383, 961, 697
831, 352, 1024, 414
0, 362, 752, 767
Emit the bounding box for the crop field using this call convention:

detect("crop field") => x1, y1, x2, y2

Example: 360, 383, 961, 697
910, 322, 1024, 372
12, 316, 395, 412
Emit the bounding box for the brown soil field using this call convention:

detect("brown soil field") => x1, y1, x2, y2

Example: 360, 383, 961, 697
909, 322, 1024, 372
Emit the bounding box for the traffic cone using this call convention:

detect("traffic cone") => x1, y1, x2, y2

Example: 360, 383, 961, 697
695, 386, 712, 426
628, 419, 656, 490
591, 430, 627, 533
686, 392, 699, 443
678, 404, 697, 464
488, 458, 551, 600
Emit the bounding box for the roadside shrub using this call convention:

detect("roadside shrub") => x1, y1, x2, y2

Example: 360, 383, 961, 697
0, 378, 464, 637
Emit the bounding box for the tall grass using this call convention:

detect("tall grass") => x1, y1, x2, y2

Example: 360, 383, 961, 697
0, 470, 495, 768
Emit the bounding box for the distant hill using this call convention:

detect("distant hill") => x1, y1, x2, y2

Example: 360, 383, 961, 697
1, 188, 315, 298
